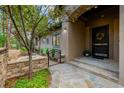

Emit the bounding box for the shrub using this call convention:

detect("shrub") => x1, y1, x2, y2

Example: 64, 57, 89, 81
83, 50, 91, 57
40, 48, 48, 55
51, 48, 56, 58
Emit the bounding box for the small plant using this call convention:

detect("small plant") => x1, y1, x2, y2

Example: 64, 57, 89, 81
83, 50, 91, 57
51, 48, 56, 58
41, 48, 48, 55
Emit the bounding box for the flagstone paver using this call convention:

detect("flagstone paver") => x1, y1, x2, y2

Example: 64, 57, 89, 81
49, 63, 123, 88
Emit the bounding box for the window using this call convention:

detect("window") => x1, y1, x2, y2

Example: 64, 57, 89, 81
35, 38, 38, 46
46, 38, 49, 44
52, 33, 60, 48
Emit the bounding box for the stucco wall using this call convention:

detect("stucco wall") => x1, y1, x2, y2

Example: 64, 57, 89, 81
119, 5, 124, 85
40, 36, 53, 49
67, 20, 86, 61
61, 22, 69, 61
40, 29, 62, 49
61, 20, 86, 62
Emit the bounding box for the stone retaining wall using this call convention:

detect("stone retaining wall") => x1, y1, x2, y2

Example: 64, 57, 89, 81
0, 48, 8, 87
7, 56, 48, 79
0, 48, 48, 87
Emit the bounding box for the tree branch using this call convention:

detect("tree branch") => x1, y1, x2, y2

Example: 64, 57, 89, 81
7, 5, 29, 51
30, 6, 49, 51
18, 5, 29, 47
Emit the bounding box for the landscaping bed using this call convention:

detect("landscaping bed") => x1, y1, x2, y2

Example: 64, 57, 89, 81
5, 69, 51, 88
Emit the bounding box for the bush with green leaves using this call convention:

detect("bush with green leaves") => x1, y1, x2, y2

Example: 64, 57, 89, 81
40, 48, 48, 55
51, 48, 56, 58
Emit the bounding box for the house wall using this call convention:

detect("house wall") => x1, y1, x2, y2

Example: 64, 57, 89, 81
40, 28, 61, 49
119, 5, 124, 85
40, 36, 53, 49
60, 22, 69, 61
66, 20, 86, 61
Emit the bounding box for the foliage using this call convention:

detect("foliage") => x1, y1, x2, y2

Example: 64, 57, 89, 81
40, 48, 48, 55
5, 69, 51, 88
15, 69, 50, 88
83, 50, 91, 57
20, 47, 28, 54
48, 6, 64, 23
51, 48, 56, 58
0, 5, 64, 79
10, 37, 20, 49
36, 16, 51, 38
0, 31, 6, 47
48, 6, 64, 31
0, 5, 51, 79
48, 22, 62, 31
0, 5, 51, 50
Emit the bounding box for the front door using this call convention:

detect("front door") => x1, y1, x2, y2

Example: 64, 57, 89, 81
92, 25, 109, 59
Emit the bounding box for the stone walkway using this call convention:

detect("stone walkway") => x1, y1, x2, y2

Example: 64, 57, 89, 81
49, 63, 123, 88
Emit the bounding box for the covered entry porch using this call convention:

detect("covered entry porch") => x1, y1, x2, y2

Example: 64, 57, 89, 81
62, 5, 119, 62
61, 5, 120, 84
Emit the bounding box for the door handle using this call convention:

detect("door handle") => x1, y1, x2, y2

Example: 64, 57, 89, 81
93, 43, 108, 46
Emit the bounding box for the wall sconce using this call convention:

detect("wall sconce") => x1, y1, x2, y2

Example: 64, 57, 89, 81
94, 6, 98, 9
63, 27, 67, 33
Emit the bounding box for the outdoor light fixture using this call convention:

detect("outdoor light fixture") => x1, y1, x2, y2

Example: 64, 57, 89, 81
101, 15, 105, 18
86, 7, 91, 11
94, 6, 98, 9
63, 27, 67, 33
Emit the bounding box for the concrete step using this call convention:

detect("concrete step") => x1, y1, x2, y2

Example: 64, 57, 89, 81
68, 60, 119, 83
74, 58, 119, 73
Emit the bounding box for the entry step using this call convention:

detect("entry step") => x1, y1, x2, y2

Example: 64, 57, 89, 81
74, 57, 119, 73
68, 59, 118, 83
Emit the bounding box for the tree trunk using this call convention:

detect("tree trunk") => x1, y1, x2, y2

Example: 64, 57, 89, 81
38, 37, 41, 55
28, 51, 33, 79
10, 19, 12, 34
6, 14, 10, 49
2, 11, 5, 47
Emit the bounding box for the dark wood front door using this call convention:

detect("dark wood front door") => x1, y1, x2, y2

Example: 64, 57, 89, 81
92, 25, 109, 59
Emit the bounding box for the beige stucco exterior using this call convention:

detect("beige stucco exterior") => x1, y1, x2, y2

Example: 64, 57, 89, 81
119, 5, 124, 85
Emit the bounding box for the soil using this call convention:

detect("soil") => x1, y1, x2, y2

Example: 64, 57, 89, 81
5, 77, 18, 88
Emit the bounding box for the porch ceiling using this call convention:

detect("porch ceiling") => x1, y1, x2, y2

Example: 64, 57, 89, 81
78, 5, 119, 22
68, 5, 95, 22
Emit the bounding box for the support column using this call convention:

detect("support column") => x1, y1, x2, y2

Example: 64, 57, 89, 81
60, 21, 69, 62
119, 5, 124, 85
